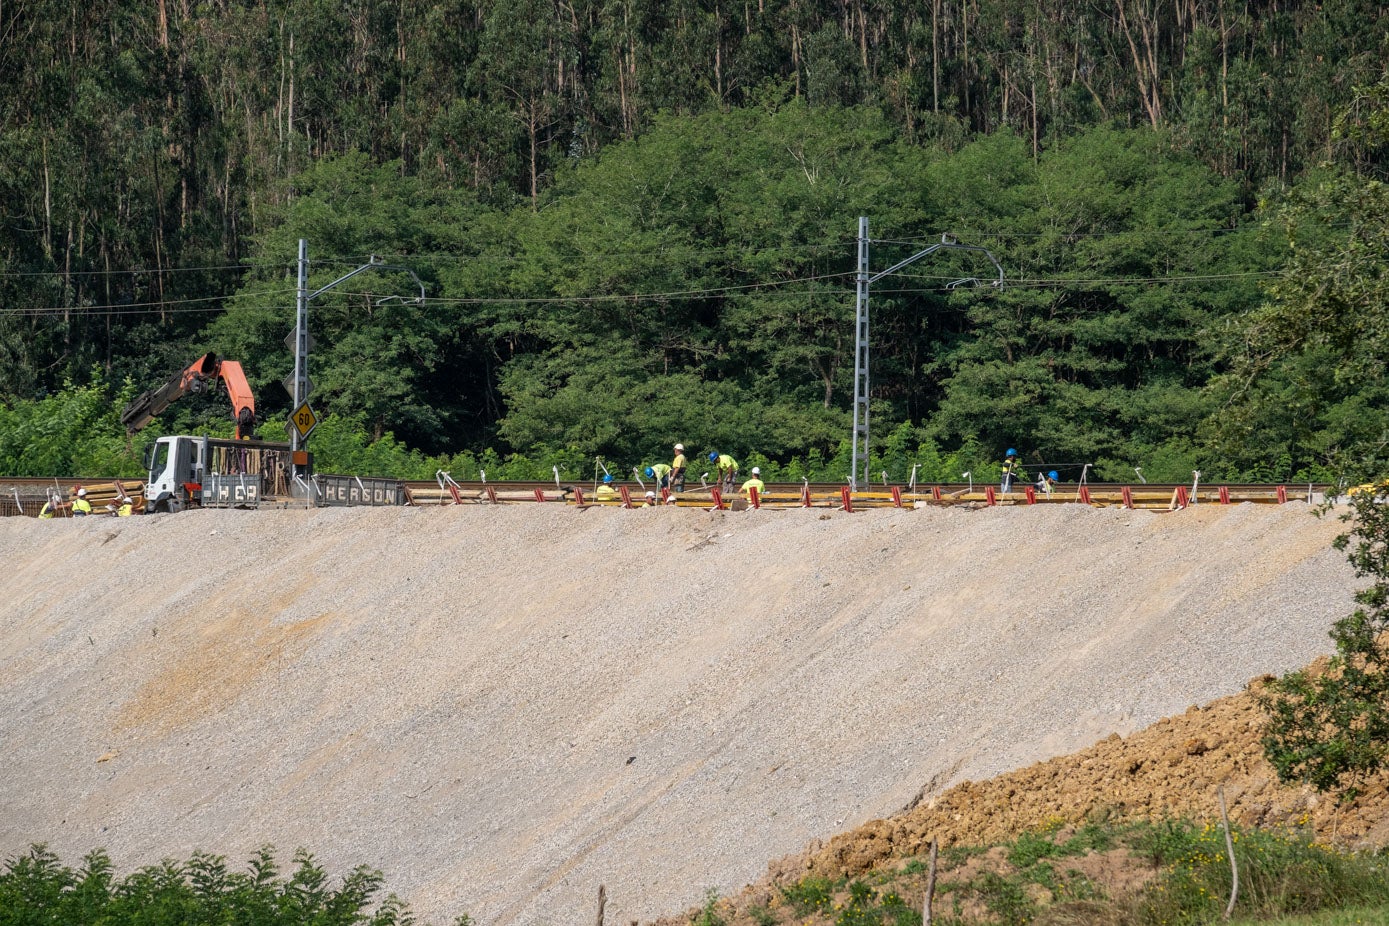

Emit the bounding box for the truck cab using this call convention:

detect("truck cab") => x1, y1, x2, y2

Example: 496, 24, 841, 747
142, 435, 294, 511
143, 436, 199, 512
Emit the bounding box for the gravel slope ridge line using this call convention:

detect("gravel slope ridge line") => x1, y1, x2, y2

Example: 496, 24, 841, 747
0, 502, 1356, 925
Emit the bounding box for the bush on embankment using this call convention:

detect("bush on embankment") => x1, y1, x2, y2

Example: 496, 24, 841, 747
0, 844, 474, 926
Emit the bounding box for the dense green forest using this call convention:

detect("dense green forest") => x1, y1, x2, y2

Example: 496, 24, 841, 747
1, 0, 1387, 483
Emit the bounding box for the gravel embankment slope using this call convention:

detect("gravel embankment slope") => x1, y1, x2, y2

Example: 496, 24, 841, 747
0, 501, 1356, 925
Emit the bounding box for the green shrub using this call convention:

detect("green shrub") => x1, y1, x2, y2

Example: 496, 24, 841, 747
0, 843, 464, 926
780, 875, 835, 916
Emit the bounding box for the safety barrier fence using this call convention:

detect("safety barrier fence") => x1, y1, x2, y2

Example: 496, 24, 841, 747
2, 477, 1322, 516
406, 481, 1319, 511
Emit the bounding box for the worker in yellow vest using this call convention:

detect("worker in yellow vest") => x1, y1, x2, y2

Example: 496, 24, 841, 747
670, 443, 687, 493
38, 492, 62, 519
644, 463, 672, 490
709, 451, 739, 490
596, 474, 619, 502
1001, 448, 1020, 494
71, 487, 92, 516
740, 466, 766, 499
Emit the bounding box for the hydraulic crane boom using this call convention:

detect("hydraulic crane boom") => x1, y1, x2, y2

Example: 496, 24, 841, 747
121, 352, 257, 439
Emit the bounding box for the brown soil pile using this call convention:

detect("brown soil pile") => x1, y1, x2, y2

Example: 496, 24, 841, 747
697, 673, 1389, 923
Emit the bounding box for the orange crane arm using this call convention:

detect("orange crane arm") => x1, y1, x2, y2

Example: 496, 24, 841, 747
120, 352, 257, 439
216, 359, 257, 439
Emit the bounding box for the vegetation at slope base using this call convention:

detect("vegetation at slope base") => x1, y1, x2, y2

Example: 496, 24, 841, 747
681, 817, 1389, 926
0, 844, 477, 926
661, 675, 1389, 926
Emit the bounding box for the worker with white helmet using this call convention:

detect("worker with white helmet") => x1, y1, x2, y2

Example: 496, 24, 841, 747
740, 466, 765, 499
670, 443, 687, 493
70, 486, 92, 517
38, 491, 62, 519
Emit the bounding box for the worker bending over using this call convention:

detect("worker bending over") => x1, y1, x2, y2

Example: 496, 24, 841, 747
709, 451, 739, 489
644, 463, 672, 489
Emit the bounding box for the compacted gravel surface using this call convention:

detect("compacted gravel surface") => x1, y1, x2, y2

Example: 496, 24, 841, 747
0, 501, 1358, 925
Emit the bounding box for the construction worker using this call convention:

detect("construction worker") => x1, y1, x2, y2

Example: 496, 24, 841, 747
107, 485, 135, 517
644, 463, 672, 489
1001, 448, 1021, 494
38, 492, 62, 519
670, 443, 687, 493
642, 490, 658, 507
709, 451, 739, 489
71, 487, 92, 517
1040, 470, 1059, 496
740, 466, 766, 499
596, 474, 619, 502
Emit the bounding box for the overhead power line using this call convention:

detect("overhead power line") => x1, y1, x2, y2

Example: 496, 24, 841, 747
0, 267, 1292, 318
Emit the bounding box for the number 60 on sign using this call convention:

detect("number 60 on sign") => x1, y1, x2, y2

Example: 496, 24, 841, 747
288, 402, 318, 440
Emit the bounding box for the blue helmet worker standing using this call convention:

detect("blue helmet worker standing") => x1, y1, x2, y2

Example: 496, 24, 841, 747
1001, 448, 1021, 494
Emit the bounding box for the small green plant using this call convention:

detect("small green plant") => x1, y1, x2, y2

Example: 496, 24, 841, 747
970, 869, 1036, 926
747, 902, 777, 926
780, 875, 834, 916
835, 880, 880, 926
1009, 829, 1064, 868
694, 887, 726, 926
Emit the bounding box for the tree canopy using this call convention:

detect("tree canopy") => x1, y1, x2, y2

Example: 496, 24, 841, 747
1, 2, 1387, 482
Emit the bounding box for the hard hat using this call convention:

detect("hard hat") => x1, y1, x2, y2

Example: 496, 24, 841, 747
674, 443, 684, 451
645, 491, 656, 499
603, 474, 614, 483
644, 467, 655, 478
1006, 448, 1017, 457
1048, 470, 1058, 480
751, 466, 761, 475
709, 451, 719, 462
77, 488, 87, 497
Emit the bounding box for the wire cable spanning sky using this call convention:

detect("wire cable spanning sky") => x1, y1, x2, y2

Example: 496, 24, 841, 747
0, 225, 1284, 318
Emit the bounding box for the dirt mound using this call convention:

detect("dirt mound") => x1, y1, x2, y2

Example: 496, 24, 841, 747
761, 680, 1389, 887
0, 501, 1361, 925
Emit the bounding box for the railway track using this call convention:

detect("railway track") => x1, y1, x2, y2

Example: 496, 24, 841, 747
1, 474, 1327, 517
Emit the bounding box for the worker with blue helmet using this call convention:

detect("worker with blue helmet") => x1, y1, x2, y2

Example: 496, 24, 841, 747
1040, 469, 1059, 496
1001, 447, 1021, 494
644, 462, 672, 489
710, 450, 739, 489
596, 472, 619, 502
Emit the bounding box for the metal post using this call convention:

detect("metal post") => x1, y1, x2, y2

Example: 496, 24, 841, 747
852, 217, 871, 489
287, 242, 424, 484
292, 239, 309, 463
848, 220, 1003, 490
